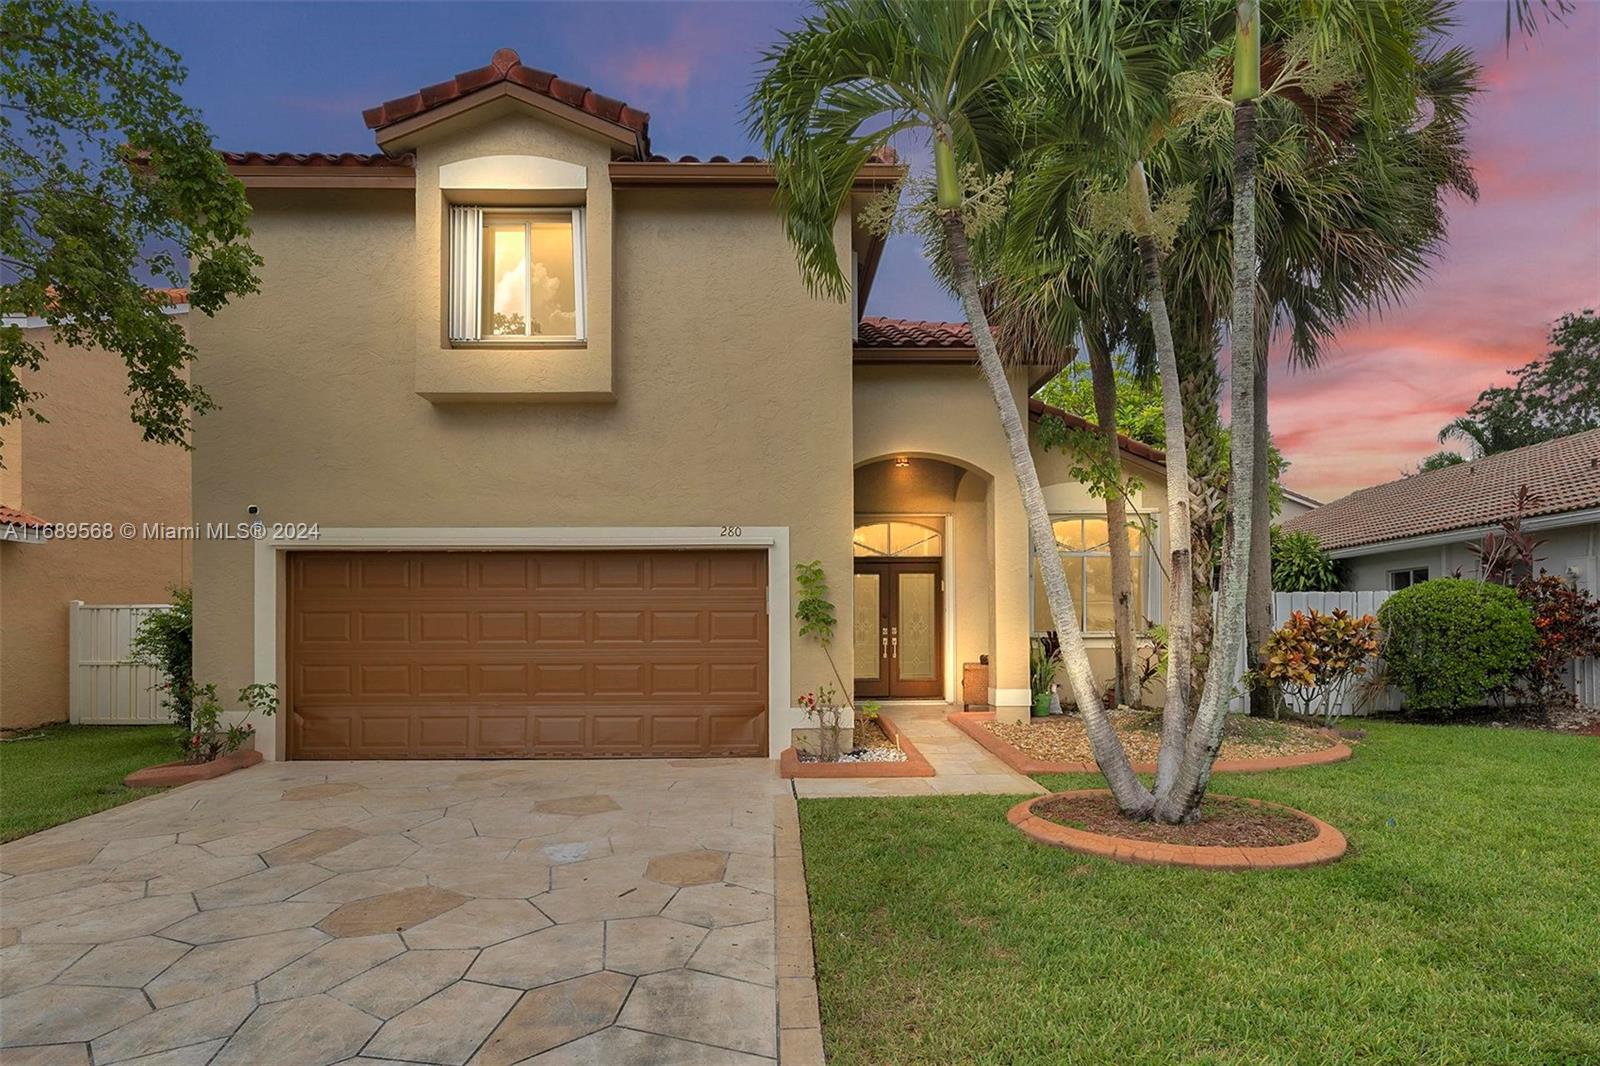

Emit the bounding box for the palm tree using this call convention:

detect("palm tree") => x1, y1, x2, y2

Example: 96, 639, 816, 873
747, 0, 1153, 813
1152, 0, 1480, 726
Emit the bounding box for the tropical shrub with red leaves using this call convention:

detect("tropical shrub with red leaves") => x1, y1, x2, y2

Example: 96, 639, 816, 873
1253, 609, 1380, 725
1516, 574, 1600, 710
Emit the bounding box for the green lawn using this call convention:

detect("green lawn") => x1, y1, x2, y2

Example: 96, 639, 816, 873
799, 722, 1600, 1065
0, 724, 179, 842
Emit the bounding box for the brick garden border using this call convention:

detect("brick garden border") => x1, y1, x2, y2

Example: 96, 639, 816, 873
123, 749, 263, 789
778, 713, 935, 778
1008, 789, 1348, 870
949, 710, 1353, 776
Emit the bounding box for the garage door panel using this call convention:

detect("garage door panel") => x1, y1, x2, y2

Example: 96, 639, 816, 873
288, 550, 767, 759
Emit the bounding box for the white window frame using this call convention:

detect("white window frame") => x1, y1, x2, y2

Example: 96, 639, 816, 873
1388, 566, 1429, 591
448, 205, 585, 344
1031, 512, 1158, 636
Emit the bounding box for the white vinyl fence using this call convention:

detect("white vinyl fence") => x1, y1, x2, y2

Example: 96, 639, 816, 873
69, 601, 173, 725
1229, 589, 1599, 717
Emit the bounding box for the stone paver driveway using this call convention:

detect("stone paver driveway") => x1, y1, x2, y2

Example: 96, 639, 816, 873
0, 757, 810, 1065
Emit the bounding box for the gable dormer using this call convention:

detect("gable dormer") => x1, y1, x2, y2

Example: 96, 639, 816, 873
368, 50, 641, 402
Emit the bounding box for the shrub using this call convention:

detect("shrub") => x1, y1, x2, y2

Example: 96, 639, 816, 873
1377, 580, 1536, 715
1253, 609, 1379, 725
1270, 528, 1342, 592
130, 586, 194, 731
183, 682, 277, 763
1516, 573, 1600, 710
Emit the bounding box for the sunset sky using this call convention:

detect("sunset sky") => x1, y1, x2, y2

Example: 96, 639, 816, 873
114, 0, 1600, 501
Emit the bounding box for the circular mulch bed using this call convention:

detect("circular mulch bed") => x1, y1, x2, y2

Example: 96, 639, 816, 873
987, 711, 1336, 767
1008, 789, 1347, 870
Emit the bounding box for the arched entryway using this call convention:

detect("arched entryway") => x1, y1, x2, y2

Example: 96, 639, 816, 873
852, 456, 995, 704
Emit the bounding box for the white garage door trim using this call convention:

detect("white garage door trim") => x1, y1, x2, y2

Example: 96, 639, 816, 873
254, 527, 793, 761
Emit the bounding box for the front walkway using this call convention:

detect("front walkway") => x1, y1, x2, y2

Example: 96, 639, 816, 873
792, 704, 1045, 798
0, 757, 814, 1065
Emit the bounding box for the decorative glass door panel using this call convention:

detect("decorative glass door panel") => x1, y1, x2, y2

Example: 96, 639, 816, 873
853, 559, 942, 700
853, 573, 882, 684
896, 572, 936, 681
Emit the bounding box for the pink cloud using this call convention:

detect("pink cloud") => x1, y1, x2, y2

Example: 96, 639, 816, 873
1269, 6, 1600, 502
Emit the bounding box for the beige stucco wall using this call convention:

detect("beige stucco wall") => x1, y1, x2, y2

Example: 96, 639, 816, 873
0, 331, 192, 729
188, 109, 856, 758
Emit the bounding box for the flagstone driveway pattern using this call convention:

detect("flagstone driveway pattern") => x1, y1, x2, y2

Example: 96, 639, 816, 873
0, 757, 805, 1065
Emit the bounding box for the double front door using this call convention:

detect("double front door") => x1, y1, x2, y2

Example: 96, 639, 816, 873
853, 560, 942, 700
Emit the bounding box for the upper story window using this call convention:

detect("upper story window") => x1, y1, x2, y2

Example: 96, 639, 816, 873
448, 206, 585, 344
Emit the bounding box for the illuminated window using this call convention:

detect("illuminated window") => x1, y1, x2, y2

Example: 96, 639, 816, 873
447, 206, 585, 343
1031, 516, 1150, 634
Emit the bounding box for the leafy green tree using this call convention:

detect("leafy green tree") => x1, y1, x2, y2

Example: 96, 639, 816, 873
1, 0, 260, 449
1437, 310, 1600, 456
1412, 449, 1466, 474
1035, 357, 1165, 447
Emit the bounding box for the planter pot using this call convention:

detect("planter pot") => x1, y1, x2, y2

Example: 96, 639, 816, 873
1031, 693, 1053, 718
962, 662, 990, 709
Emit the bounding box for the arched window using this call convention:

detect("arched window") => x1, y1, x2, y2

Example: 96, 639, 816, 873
852, 519, 943, 558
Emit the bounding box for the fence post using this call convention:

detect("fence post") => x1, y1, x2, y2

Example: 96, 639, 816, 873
68, 600, 84, 724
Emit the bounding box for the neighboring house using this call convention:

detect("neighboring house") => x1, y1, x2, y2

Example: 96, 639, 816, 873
0, 304, 193, 729
192, 48, 1167, 762
1282, 429, 1600, 592
1277, 486, 1322, 521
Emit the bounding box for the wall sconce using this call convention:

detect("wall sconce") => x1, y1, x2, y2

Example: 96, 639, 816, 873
893, 456, 911, 468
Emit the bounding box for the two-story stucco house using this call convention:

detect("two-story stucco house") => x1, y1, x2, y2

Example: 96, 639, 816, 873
193, 49, 1167, 762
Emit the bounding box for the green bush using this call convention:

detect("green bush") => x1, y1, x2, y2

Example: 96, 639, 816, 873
130, 586, 194, 731
1377, 580, 1535, 715
1270, 528, 1342, 591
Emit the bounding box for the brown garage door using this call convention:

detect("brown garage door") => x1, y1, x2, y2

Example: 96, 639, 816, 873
286, 550, 768, 759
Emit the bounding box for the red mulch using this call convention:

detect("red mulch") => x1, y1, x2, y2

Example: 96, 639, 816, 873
1030, 793, 1319, 848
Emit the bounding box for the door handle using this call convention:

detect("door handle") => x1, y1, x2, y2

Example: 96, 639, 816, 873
891, 633, 898, 658
880, 628, 888, 657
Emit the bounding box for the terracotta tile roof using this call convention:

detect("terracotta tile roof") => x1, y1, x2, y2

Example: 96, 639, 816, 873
1282, 428, 1600, 552
1028, 398, 1167, 466
220, 151, 412, 168
0, 505, 49, 529
856, 317, 975, 349
363, 48, 650, 156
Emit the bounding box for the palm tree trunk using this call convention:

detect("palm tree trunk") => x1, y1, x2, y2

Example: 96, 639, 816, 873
1084, 328, 1139, 707
1127, 161, 1193, 797
1245, 346, 1273, 716
1155, 77, 1261, 824
940, 210, 1152, 816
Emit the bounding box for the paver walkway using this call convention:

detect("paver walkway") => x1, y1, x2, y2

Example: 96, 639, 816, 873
0, 757, 816, 1065
792, 704, 1045, 798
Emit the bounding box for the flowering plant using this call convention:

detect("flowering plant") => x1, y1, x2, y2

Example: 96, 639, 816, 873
797, 683, 846, 761
183, 682, 278, 763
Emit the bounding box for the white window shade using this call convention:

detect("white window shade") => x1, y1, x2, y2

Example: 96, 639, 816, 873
448, 205, 483, 342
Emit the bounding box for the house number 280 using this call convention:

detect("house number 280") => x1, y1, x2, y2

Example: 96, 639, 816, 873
721, 525, 743, 537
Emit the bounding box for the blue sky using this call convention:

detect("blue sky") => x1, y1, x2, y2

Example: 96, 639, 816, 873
111, 1, 1600, 498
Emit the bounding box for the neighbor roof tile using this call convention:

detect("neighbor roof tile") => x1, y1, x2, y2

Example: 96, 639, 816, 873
1282, 429, 1600, 551
0, 505, 49, 530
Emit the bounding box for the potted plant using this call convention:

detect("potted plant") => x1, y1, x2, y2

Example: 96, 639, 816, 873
1030, 637, 1060, 718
